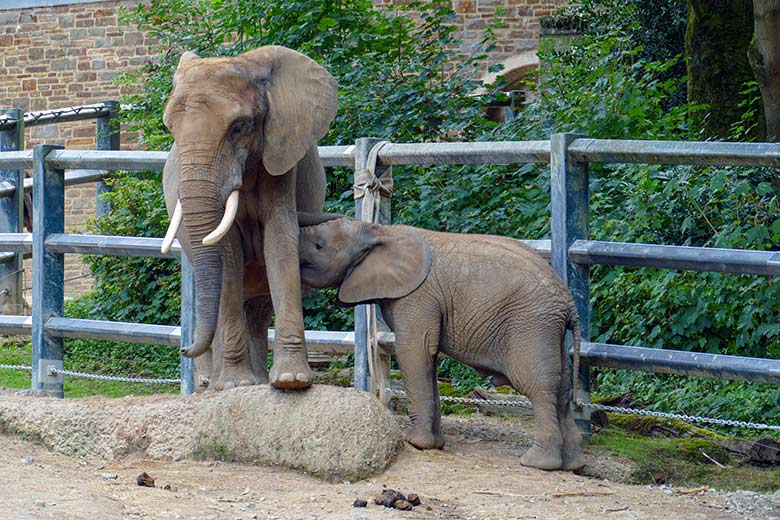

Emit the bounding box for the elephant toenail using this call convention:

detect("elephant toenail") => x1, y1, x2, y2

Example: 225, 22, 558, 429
278, 373, 294, 383
295, 373, 309, 382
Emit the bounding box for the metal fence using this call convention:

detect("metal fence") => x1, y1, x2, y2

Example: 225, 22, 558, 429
0, 103, 779, 432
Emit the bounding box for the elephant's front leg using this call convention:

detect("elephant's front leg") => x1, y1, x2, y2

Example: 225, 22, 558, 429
392, 313, 443, 450
260, 174, 312, 390
210, 227, 263, 390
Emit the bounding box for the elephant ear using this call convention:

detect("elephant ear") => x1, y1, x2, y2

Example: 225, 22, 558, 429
254, 46, 338, 176
338, 225, 432, 305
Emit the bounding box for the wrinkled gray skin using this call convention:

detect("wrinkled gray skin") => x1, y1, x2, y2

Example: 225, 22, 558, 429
297, 213, 585, 471
162, 46, 337, 390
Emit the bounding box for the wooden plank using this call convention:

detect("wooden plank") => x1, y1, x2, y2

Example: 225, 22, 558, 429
581, 342, 780, 384
376, 141, 551, 166
569, 138, 780, 167
569, 240, 780, 275
46, 233, 182, 258
32, 144, 65, 398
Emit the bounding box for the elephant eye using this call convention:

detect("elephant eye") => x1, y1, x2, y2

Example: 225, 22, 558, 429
229, 120, 254, 138
314, 240, 325, 251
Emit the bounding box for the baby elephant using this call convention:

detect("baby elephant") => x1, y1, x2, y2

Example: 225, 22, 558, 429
298, 213, 584, 471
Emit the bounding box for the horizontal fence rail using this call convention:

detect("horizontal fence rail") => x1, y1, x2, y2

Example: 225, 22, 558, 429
581, 342, 780, 385
0, 315, 394, 352
569, 139, 780, 167
569, 240, 780, 276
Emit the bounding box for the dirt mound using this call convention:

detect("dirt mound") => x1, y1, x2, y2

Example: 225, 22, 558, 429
0, 384, 401, 481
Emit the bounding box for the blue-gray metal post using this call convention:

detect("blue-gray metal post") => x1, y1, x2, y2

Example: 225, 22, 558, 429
95, 100, 119, 217
0, 108, 24, 315
32, 144, 65, 398
353, 137, 392, 392
180, 254, 196, 394
550, 133, 591, 434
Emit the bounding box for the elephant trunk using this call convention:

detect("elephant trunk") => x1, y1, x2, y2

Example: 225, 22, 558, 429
179, 170, 228, 358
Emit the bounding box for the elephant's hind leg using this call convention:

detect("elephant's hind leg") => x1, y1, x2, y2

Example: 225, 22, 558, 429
507, 333, 564, 470
245, 296, 273, 384
558, 335, 585, 470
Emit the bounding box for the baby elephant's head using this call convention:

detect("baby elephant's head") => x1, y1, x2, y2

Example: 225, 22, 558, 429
297, 213, 432, 306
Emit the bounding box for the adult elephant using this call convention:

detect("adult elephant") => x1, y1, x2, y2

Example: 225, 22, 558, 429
160, 46, 338, 390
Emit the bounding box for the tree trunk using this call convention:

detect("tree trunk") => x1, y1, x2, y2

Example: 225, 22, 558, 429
749, 1, 780, 141
685, 0, 757, 139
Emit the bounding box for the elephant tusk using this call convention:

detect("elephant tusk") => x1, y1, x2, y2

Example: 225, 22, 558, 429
161, 199, 182, 254
202, 190, 239, 246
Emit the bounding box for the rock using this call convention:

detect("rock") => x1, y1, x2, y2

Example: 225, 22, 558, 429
136, 472, 155, 487
407, 493, 421, 506
748, 438, 780, 466
0, 385, 401, 482
19, 457, 32, 465
100, 472, 118, 480
395, 499, 412, 511
352, 499, 367, 508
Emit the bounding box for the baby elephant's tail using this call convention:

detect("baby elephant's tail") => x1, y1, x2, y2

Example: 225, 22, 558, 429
566, 304, 582, 410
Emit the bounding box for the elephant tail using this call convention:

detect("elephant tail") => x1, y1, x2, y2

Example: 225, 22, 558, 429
567, 306, 582, 410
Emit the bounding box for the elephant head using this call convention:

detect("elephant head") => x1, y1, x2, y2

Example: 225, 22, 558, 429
297, 213, 432, 305
162, 48, 338, 358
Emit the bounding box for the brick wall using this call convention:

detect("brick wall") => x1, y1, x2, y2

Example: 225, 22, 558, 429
0, 0, 147, 298
2, 0, 565, 301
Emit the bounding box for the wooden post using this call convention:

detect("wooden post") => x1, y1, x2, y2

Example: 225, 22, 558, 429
0, 109, 24, 316
353, 137, 392, 394
32, 144, 65, 398
95, 100, 119, 217
179, 254, 196, 394
550, 133, 591, 434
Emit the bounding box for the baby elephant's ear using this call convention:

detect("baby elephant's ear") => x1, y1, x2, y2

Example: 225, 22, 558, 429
338, 227, 432, 305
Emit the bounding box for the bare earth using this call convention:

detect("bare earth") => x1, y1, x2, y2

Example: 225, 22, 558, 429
2, 412, 776, 520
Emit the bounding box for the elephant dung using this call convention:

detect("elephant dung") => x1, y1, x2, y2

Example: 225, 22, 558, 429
0, 385, 402, 482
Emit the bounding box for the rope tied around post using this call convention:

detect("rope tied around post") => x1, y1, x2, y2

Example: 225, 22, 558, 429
353, 140, 391, 405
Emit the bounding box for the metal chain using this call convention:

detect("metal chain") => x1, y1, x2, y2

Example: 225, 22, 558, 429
51, 367, 179, 385
392, 389, 780, 431
1, 363, 777, 429
0, 363, 177, 384
581, 401, 780, 431
0, 363, 32, 371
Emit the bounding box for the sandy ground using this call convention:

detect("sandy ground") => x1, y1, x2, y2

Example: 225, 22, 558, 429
2, 413, 777, 520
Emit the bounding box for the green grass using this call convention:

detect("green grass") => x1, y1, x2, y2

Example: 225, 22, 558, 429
589, 425, 780, 492
0, 337, 177, 398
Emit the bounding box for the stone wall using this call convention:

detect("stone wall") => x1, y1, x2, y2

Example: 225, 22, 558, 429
1, 0, 567, 301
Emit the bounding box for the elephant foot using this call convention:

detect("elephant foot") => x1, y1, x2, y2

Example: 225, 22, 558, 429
211, 364, 264, 391
404, 426, 445, 450
269, 353, 313, 390
561, 447, 586, 471
520, 443, 563, 471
